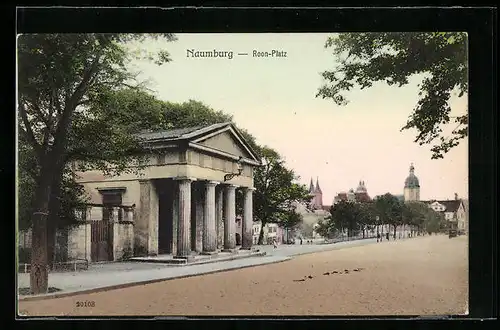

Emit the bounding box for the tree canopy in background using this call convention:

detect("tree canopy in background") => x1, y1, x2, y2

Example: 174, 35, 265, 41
317, 32, 468, 159
315, 194, 448, 239
253, 146, 312, 244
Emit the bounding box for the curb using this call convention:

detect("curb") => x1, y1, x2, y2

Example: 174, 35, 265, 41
284, 240, 379, 258
18, 257, 292, 302
129, 251, 267, 266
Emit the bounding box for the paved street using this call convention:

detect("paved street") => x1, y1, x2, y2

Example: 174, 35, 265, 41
17, 238, 377, 298
18, 235, 468, 316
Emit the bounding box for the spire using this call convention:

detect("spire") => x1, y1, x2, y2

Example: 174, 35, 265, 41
315, 177, 322, 193
409, 162, 415, 174
309, 178, 314, 193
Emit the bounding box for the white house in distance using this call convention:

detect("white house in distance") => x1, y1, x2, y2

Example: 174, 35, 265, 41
236, 218, 283, 245
424, 194, 468, 234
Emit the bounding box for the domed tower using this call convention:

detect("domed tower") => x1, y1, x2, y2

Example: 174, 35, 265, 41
404, 163, 420, 202
356, 180, 367, 193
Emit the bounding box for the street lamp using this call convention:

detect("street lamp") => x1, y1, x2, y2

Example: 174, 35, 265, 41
224, 156, 244, 182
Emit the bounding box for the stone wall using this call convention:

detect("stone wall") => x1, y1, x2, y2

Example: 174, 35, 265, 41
113, 222, 135, 260
18, 205, 136, 263
67, 223, 91, 261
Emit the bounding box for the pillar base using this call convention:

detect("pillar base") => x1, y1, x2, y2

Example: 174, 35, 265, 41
200, 251, 218, 256
222, 248, 238, 253
239, 247, 252, 250
173, 255, 195, 261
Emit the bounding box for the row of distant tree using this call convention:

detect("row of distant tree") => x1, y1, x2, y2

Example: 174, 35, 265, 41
314, 193, 448, 239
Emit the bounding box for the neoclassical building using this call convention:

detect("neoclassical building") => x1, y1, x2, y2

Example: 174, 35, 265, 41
73, 122, 261, 261
403, 163, 420, 202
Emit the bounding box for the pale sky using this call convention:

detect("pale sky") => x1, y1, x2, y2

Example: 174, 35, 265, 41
129, 33, 468, 204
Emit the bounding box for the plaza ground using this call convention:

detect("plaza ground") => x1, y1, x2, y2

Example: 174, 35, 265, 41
18, 235, 468, 316
17, 238, 376, 297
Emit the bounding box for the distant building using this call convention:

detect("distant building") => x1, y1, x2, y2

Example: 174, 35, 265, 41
241, 220, 285, 245
287, 177, 331, 240
308, 177, 328, 210
422, 194, 468, 234
404, 163, 420, 202
333, 180, 372, 204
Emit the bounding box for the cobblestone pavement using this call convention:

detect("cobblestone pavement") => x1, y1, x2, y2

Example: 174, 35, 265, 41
18, 235, 468, 316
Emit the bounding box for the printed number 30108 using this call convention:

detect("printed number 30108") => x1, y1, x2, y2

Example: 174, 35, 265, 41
76, 301, 95, 307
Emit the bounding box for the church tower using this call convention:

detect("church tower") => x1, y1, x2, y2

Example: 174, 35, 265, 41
308, 177, 323, 209
314, 177, 323, 209
403, 163, 420, 202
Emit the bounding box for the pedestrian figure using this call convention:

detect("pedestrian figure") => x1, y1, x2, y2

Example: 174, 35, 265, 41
273, 238, 277, 249
377, 233, 380, 242
386, 232, 389, 241
300, 238, 303, 245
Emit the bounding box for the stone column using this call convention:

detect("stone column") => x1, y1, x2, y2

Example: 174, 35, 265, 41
171, 184, 179, 255
241, 187, 255, 249
203, 181, 219, 253
194, 184, 204, 253
175, 178, 194, 258
223, 184, 238, 251
135, 180, 159, 257
215, 186, 224, 250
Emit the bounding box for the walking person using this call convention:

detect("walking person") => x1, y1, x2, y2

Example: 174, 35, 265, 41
273, 238, 278, 249
386, 232, 389, 241
377, 232, 380, 242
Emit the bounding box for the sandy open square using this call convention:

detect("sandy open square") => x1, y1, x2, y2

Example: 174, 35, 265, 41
18, 235, 468, 316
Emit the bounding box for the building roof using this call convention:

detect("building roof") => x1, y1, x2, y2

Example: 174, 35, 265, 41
355, 180, 367, 193
404, 163, 420, 188
335, 192, 371, 203
354, 192, 371, 202
315, 177, 322, 193
424, 199, 463, 213
136, 122, 261, 165
309, 178, 315, 194
137, 122, 230, 142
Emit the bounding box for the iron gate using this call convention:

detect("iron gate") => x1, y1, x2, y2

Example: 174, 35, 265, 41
90, 220, 113, 262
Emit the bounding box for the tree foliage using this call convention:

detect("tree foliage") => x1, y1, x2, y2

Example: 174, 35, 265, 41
253, 146, 312, 244
374, 193, 404, 237
18, 33, 176, 294
317, 32, 468, 159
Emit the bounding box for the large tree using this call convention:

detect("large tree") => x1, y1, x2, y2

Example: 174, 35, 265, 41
317, 32, 468, 159
253, 147, 311, 244
402, 201, 428, 235
18, 33, 176, 294
374, 193, 403, 238
323, 201, 365, 239
358, 202, 377, 238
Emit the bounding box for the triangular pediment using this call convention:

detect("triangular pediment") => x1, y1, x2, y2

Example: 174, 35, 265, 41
138, 122, 260, 165
194, 129, 254, 159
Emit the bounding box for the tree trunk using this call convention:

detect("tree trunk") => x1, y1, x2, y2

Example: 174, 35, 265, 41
47, 175, 63, 268
29, 166, 53, 295
258, 222, 265, 245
